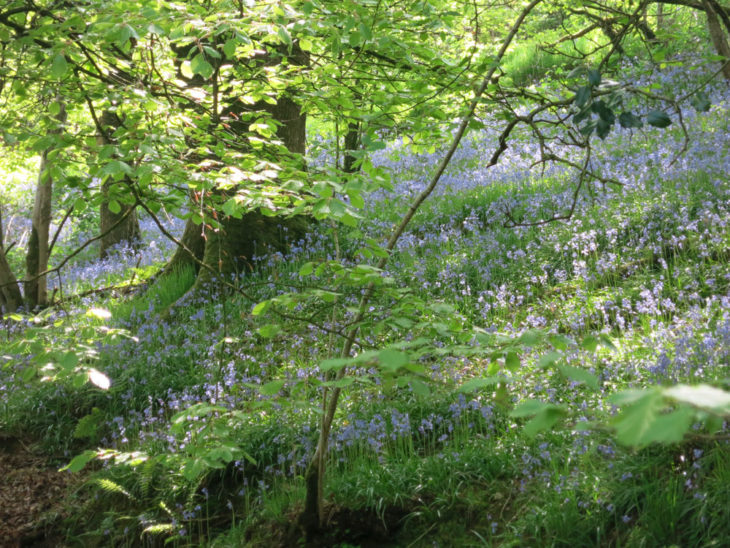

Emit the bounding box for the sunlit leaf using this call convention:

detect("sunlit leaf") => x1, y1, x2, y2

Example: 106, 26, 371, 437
60, 450, 96, 473
458, 376, 500, 393
88, 368, 111, 390
87, 308, 112, 320
664, 384, 730, 414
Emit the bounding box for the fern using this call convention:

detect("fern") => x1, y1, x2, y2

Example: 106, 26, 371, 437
142, 523, 174, 535
96, 478, 135, 501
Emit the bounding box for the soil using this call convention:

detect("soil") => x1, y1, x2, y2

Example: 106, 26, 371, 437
0, 435, 78, 548
251, 503, 408, 547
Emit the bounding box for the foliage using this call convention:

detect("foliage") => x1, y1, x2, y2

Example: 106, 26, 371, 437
2, 0, 730, 545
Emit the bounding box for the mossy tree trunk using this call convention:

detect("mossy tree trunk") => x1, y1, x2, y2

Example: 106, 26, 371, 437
179, 43, 310, 294
162, 194, 207, 277
0, 210, 23, 313
97, 110, 141, 259
343, 120, 361, 174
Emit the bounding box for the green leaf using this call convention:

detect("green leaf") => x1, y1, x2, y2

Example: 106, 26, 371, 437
598, 333, 617, 350
191, 54, 214, 79
588, 99, 610, 120
319, 357, 350, 372
647, 110, 671, 128
643, 406, 694, 444
573, 107, 591, 125
206, 446, 234, 464
108, 200, 121, 214
410, 378, 430, 397
574, 86, 591, 108
277, 26, 292, 46
619, 111, 643, 129
519, 329, 543, 347
60, 450, 96, 473
458, 376, 500, 393
257, 324, 281, 338
510, 399, 551, 418
523, 406, 566, 437
510, 400, 566, 437
182, 458, 206, 480
537, 351, 562, 369
611, 390, 663, 447
324, 376, 355, 388
251, 300, 270, 316
180, 60, 194, 79
259, 379, 285, 396
690, 91, 711, 112
74, 408, 102, 439
608, 388, 648, 406
548, 334, 573, 351
57, 351, 79, 370
51, 54, 68, 79
664, 384, 730, 414
504, 351, 520, 371
587, 68, 601, 86
298, 262, 314, 276
581, 335, 598, 352
558, 364, 599, 389
223, 38, 238, 58
378, 349, 408, 371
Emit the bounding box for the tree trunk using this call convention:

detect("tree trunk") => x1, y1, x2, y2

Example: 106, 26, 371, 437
0, 210, 23, 313
97, 110, 141, 259
187, 43, 310, 293
190, 210, 309, 293
25, 102, 66, 310
704, 0, 730, 80
162, 212, 206, 277
343, 121, 361, 174
657, 3, 665, 30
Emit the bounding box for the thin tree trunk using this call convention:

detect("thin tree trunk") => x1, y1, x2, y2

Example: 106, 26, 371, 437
25, 102, 66, 310
97, 110, 141, 258
343, 121, 361, 174
657, 3, 665, 29
0, 210, 23, 313
704, 0, 730, 79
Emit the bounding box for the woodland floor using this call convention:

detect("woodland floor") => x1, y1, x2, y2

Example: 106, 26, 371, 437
0, 435, 76, 548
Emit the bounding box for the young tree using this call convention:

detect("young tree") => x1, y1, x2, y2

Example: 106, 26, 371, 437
24, 101, 66, 309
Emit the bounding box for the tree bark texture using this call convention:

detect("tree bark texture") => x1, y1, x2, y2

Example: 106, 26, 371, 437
162, 207, 206, 277
343, 121, 361, 174
97, 110, 141, 259
703, 0, 730, 79
0, 210, 23, 313
25, 102, 67, 310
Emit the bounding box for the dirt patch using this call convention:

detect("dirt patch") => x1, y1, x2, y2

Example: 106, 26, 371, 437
252, 504, 407, 547
0, 435, 79, 547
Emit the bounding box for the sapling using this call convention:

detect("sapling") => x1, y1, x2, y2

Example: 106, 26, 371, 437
296, 0, 544, 535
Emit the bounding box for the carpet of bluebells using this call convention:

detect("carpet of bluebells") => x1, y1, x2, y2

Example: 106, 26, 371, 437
2, 59, 730, 544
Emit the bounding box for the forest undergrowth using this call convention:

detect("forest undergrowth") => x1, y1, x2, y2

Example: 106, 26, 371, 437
2, 59, 730, 547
